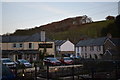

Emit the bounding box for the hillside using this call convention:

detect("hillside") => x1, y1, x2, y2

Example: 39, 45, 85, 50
9, 16, 116, 43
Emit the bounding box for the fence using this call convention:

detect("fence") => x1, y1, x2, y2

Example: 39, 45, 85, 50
13, 59, 120, 80
37, 60, 120, 80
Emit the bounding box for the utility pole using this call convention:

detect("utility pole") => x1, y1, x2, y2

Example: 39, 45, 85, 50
47, 65, 49, 80
34, 64, 37, 80
72, 59, 75, 80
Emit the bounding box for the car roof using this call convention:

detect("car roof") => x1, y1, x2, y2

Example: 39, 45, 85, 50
1, 58, 11, 60
64, 57, 70, 58
17, 59, 26, 60
46, 57, 56, 59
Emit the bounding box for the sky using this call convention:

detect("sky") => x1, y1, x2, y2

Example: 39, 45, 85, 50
1, 1, 119, 35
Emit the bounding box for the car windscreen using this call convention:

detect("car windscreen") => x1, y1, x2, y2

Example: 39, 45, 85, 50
19, 60, 29, 63
64, 58, 71, 60
48, 58, 58, 61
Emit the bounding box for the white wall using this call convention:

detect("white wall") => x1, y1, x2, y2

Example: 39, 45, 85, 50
75, 47, 81, 57
60, 40, 74, 51
80, 46, 104, 59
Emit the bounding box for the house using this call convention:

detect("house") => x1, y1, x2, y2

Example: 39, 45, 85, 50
1, 32, 55, 62
76, 37, 107, 59
55, 40, 75, 57
103, 38, 120, 60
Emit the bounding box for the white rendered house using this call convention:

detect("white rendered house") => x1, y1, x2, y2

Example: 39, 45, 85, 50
55, 40, 75, 56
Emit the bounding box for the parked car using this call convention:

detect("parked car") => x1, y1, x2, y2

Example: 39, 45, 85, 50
16, 59, 32, 68
43, 57, 61, 66
70, 55, 80, 59
2, 64, 16, 80
1, 58, 16, 69
60, 57, 73, 65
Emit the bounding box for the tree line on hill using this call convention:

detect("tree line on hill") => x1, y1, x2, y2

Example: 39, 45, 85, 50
101, 15, 120, 37
3, 15, 120, 43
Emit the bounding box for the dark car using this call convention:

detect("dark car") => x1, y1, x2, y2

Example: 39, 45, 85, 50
1, 58, 16, 69
16, 59, 32, 68
2, 65, 16, 80
43, 57, 61, 66
60, 57, 73, 65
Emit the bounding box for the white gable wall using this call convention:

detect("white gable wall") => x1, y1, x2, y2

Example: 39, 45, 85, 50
60, 41, 74, 51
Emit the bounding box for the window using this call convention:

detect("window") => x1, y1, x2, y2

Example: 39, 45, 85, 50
85, 46, 87, 51
90, 54, 92, 58
94, 54, 98, 59
85, 53, 87, 58
27, 54, 29, 58
77, 47, 79, 52
97, 46, 101, 51
90, 46, 94, 51
77, 53, 80, 56
81, 46, 83, 51
19, 43, 23, 47
13, 43, 16, 48
29, 43, 32, 48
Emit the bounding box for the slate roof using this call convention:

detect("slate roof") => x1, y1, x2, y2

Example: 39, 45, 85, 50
2, 36, 29, 43
1, 33, 52, 43
55, 40, 67, 46
110, 38, 120, 46
76, 37, 107, 46
24, 33, 52, 42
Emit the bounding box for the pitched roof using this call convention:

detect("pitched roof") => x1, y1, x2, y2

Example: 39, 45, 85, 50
110, 38, 120, 46
76, 37, 107, 46
104, 50, 119, 56
55, 40, 67, 46
2, 35, 29, 43
2, 33, 52, 43
24, 33, 52, 42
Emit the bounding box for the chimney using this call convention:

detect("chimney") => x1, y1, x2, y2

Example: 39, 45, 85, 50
107, 33, 112, 38
41, 30, 45, 42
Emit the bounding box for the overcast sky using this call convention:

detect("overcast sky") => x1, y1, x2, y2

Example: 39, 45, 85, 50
1, 1, 119, 35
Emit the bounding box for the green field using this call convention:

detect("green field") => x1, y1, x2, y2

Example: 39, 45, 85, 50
10, 20, 116, 43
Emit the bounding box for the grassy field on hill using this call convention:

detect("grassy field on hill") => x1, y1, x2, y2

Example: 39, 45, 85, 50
48, 20, 114, 43
10, 20, 115, 43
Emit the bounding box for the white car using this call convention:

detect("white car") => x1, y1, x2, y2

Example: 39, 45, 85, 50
17, 59, 32, 68
1, 58, 16, 68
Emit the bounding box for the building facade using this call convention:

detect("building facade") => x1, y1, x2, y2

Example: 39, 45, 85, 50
1, 33, 55, 62
103, 38, 120, 60
55, 40, 75, 57
76, 37, 107, 59
76, 36, 120, 60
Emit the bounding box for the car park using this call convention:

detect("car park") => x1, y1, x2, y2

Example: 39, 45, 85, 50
43, 57, 61, 66
1, 58, 16, 69
60, 57, 73, 65
16, 59, 32, 68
